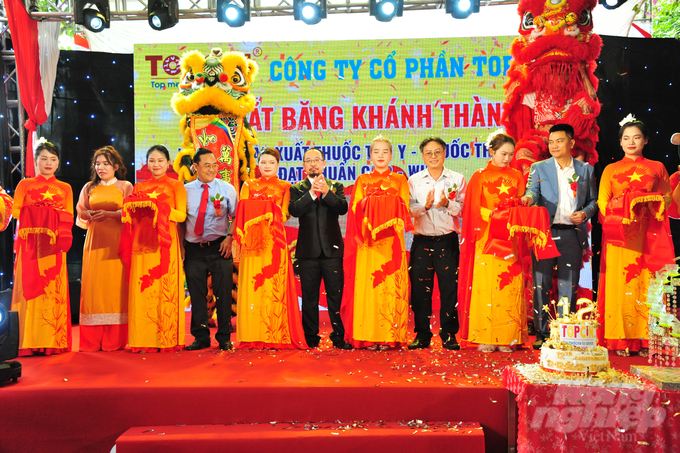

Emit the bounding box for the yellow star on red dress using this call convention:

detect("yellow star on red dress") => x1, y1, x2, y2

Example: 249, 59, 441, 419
148, 190, 160, 199
41, 189, 56, 200
497, 182, 511, 195
628, 171, 643, 182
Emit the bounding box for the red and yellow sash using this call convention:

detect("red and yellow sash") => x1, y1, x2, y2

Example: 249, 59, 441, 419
234, 199, 287, 291
15, 202, 73, 300
602, 190, 673, 273
484, 200, 559, 260
119, 193, 172, 292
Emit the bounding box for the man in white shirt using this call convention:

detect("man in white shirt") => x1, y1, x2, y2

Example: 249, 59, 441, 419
521, 124, 598, 349
184, 148, 238, 351
407, 137, 466, 350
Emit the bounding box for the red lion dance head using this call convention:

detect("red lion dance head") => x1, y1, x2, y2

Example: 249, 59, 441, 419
502, 0, 602, 175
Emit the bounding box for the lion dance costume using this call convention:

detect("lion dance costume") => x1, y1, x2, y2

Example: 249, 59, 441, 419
0, 185, 12, 231
502, 0, 602, 175
172, 47, 259, 184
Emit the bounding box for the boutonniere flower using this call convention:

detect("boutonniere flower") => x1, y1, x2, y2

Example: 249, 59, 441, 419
447, 183, 459, 201
210, 193, 224, 216
567, 174, 579, 198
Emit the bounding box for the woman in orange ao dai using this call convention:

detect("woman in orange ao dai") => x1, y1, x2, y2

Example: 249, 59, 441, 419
76, 146, 133, 351
235, 147, 307, 349
458, 133, 527, 353
12, 141, 74, 356
598, 117, 674, 357
125, 145, 187, 352
342, 135, 412, 351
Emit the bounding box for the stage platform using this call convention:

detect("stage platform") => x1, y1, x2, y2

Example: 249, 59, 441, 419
0, 313, 650, 453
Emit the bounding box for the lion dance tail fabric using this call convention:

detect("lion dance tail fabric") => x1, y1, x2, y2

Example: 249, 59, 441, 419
502, 0, 602, 177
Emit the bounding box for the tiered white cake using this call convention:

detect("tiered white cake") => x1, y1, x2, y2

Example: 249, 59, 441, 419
539, 320, 610, 374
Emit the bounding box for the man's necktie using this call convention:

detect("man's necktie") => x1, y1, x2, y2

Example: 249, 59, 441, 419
194, 183, 209, 236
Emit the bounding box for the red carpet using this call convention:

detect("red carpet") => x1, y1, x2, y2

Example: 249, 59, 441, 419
116, 421, 485, 452
0, 312, 651, 453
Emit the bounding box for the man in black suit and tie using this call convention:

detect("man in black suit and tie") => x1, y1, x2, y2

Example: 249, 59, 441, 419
289, 148, 352, 349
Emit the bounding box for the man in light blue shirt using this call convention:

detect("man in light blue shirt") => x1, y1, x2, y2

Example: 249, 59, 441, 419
521, 124, 597, 349
184, 148, 238, 351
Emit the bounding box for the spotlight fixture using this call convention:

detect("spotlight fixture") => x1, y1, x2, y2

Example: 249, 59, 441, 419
598, 0, 627, 9
671, 133, 680, 146
217, 0, 250, 27
148, 0, 179, 31
446, 0, 479, 19
369, 0, 403, 22
293, 0, 327, 25
74, 0, 110, 33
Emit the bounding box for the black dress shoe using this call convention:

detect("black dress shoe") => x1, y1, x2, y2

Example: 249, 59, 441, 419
332, 340, 353, 350
185, 339, 211, 351
527, 321, 536, 336
407, 338, 430, 350
442, 337, 460, 351
532, 338, 544, 350
219, 341, 233, 351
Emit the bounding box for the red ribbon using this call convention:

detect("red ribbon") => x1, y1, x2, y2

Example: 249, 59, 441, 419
119, 194, 172, 292
484, 203, 559, 260
354, 195, 413, 288
16, 203, 73, 300
234, 199, 287, 291
601, 191, 674, 273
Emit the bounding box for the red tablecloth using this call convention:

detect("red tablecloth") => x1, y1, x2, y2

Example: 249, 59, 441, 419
502, 366, 680, 453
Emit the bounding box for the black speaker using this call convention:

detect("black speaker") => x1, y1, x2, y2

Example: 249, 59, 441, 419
69, 280, 80, 325
0, 288, 11, 311
0, 311, 19, 362
0, 360, 21, 383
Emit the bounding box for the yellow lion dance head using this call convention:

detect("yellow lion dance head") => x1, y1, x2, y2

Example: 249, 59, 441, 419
171, 47, 259, 184
172, 47, 258, 117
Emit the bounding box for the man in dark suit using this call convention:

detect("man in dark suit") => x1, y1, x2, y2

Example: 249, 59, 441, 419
521, 124, 598, 349
289, 148, 352, 349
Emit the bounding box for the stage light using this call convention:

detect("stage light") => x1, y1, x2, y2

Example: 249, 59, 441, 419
446, 0, 479, 19
148, 0, 179, 31
74, 0, 110, 33
293, 0, 326, 25
671, 133, 680, 146
369, 0, 403, 22
217, 0, 250, 27
598, 0, 627, 9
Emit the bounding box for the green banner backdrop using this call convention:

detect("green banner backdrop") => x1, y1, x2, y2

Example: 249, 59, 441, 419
133, 36, 514, 183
